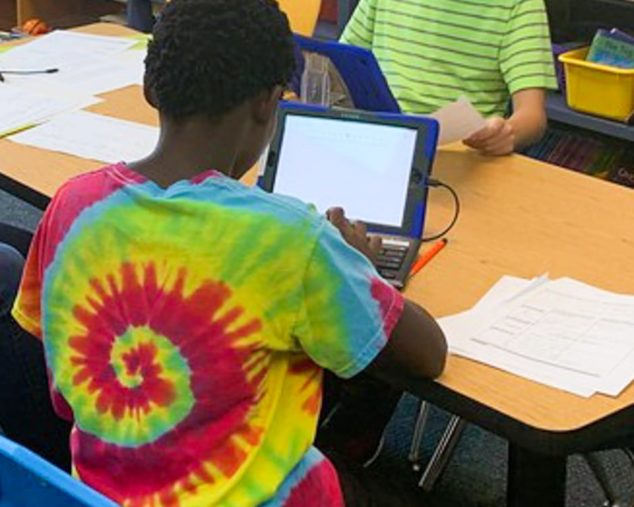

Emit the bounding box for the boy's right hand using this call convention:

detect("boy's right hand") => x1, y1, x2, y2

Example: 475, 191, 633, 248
326, 207, 382, 265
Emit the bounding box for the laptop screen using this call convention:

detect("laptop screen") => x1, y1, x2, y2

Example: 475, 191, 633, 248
272, 114, 418, 227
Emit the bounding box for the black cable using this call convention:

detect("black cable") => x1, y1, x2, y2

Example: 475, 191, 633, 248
422, 177, 460, 242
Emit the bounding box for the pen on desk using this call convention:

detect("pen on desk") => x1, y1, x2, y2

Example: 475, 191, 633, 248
409, 238, 448, 278
0, 68, 59, 83
0, 68, 59, 75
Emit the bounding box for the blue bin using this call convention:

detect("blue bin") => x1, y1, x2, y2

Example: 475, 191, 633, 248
0, 435, 118, 507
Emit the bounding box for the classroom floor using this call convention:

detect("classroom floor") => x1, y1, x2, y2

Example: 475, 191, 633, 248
1, 190, 633, 507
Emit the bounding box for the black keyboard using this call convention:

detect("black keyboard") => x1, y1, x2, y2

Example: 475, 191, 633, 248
376, 238, 411, 281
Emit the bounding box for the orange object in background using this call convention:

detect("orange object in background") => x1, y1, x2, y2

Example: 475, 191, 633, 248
21, 18, 50, 36
278, 0, 322, 36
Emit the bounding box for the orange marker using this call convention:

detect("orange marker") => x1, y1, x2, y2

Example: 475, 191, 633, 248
409, 238, 448, 277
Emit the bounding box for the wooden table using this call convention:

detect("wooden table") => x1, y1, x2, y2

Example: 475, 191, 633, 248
2, 23, 634, 507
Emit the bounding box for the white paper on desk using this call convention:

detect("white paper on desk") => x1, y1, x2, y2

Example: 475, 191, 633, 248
0, 85, 100, 137
437, 275, 624, 398
117, 49, 147, 85
443, 275, 547, 350
429, 96, 486, 145
0, 31, 140, 96
441, 276, 533, 353
1, 55, 145, 98
9, 110, 159, 163
0, 31, 135, 69
455, 330, 599, 397
41, 47, 147, 95
473, 279, 634, 379
448, 276, 634, 397
440, 321, 598, 396
30, 57, 144, 97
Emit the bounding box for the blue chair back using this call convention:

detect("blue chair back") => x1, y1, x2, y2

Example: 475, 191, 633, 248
0, 435, 118, 507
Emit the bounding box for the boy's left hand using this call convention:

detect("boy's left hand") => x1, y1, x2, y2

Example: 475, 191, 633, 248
326, 207, 382, 265
463, 117, 515, 156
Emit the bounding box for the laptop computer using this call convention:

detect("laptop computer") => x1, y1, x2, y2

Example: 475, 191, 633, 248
258, 103, 439, 289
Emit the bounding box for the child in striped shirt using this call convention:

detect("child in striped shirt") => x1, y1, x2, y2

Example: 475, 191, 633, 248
342, 0, 558, 155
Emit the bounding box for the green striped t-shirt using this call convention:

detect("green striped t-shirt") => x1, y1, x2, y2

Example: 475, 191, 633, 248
341, 0, 557, 117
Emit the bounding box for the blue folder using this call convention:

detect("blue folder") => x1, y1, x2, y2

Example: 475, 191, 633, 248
293, 35, 401, 114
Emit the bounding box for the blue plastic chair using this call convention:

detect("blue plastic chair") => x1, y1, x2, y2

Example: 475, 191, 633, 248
0, 435, 118, 507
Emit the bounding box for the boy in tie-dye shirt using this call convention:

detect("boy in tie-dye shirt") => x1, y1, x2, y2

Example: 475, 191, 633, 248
11, 1, 446, 505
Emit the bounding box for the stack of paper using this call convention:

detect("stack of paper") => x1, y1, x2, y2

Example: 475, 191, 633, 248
9, 110, 159, 163
0, 85, 100, 137
440, 276, 634, 397
0, 31, 145, 97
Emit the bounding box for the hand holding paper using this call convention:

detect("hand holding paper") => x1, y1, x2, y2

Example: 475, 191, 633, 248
429, 96, 486, 146
464, 117, 515, 156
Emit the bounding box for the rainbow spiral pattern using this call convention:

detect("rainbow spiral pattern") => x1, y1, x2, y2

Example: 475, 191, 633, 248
13, 164, 403, 507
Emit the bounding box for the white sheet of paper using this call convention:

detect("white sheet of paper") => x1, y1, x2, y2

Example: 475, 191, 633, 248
0, 85, 100, 137
473, 279, 634, 379
440, 316, 598, 397
9, 110, 159, 163
41, 48, 147, 95
117, 49, 147, 85
430, 96, 486, 145
440, 315, 598, 397
34, 57, 144, 96
457, 334, 598, 397
443, 275, 547, 352
0, 31, 135, 69
443, 276, 634, 397
0, 31, 140, 97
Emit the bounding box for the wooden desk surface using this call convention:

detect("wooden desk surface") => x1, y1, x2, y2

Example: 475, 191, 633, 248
2, 24, 634, 436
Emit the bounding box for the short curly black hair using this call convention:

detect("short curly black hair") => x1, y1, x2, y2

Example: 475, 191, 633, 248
145, 0, 296, 120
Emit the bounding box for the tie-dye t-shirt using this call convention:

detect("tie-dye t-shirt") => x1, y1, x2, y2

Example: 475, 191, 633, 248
12, 163, 404, 507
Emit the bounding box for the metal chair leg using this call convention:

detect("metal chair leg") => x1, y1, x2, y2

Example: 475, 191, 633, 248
363, 435, 385, 468
408, 401, 431, 470
582, 451, 634, 507
418, 416, 467, 491
582, 453, 621, 507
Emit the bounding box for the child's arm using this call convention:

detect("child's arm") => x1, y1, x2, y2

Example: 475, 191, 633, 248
326, 208, 448, 381
463, 0, 555, 156
463, 88, 547, 156
367, 299, 448, 382
508, 88, 548, 149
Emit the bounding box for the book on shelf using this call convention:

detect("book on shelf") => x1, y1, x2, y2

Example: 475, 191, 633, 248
526, 124, 632, 185
587, 28, 634, 68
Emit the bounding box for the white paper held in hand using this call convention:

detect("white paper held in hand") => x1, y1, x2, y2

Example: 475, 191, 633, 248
429, 96, 486, 146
